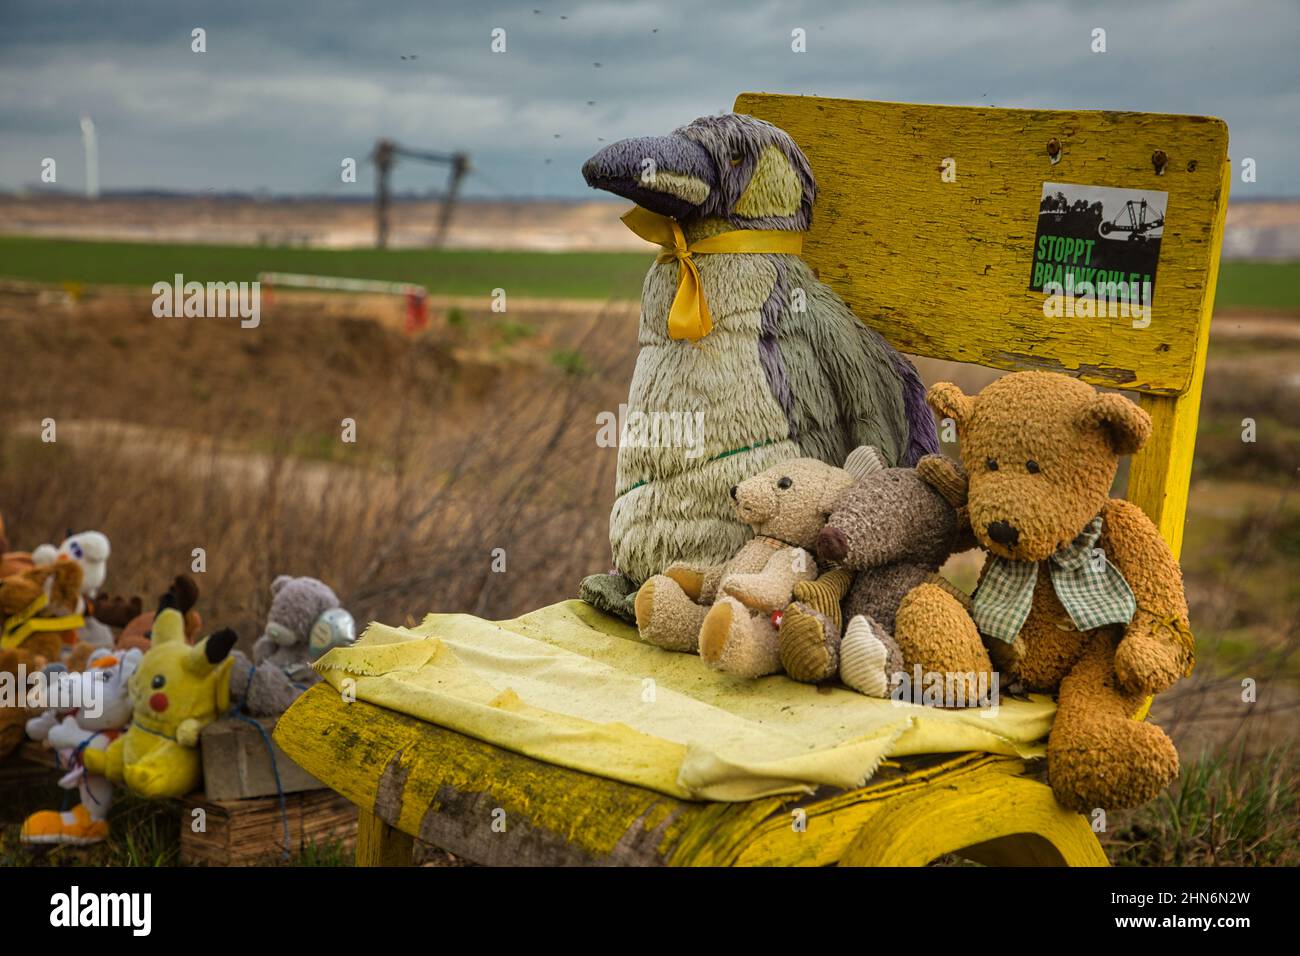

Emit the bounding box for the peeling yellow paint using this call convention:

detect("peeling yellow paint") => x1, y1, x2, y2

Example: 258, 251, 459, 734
734, 93, 1228, 399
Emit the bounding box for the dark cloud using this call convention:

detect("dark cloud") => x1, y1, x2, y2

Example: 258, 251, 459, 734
1, 0, 1296, 197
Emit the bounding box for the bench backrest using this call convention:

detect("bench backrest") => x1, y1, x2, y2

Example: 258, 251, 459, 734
736, 93, 1231, 558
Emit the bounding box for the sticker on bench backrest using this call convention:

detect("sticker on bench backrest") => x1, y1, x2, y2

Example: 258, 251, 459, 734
734, 93, 1230, 395
1029, 182, 1167, 313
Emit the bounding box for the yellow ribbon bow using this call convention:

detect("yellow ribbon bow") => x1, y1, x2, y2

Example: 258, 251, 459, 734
621, 205, 805, 341
0, 593, 84, 650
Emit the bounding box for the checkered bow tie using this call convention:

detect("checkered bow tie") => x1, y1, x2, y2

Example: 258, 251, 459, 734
972, 515, 1137, 644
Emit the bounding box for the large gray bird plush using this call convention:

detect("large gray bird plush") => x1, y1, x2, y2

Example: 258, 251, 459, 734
579, 113, 938, 621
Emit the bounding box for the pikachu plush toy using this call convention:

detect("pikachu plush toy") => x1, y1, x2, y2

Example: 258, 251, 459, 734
82, 599, 236, 799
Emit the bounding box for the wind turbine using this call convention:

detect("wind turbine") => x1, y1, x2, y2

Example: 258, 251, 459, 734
80, 115, 99, 199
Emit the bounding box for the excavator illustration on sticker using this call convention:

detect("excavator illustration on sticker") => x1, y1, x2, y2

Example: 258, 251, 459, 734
1029, 181, 1167, 301
1098, 198, 1166, 243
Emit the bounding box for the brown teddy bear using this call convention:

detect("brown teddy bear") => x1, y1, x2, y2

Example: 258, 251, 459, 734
0, 513, 35, 579
0, 560, 85, 757
634, 450, 877, 677
778, 448, 973, 694
892, 371, 1194, 811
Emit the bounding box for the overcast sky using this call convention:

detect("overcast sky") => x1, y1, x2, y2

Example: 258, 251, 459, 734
1, 0, 1296, 199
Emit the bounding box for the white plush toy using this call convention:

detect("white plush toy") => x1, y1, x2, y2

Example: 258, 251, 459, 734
21, 648, 141, 845
32, 531, 113, 648
23, 678, 75, 751
33, 531, 110, 595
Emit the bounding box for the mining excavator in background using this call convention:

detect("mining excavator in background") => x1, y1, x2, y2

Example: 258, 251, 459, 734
372, 139, 470, 249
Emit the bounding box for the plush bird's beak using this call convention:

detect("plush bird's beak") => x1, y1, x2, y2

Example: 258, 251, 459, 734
582, 134, 715, 220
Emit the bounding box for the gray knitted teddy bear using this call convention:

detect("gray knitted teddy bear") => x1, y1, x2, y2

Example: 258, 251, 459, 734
253, 576, 352, 687
779, 449, 971, 696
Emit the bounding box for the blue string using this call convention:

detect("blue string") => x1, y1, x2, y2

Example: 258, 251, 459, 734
71, 731, 110, 807
58, 750, 73, 812
229, 664, 291, 861
47, 729, 98, 812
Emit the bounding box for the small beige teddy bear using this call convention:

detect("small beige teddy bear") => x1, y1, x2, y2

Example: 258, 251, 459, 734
633, 449, 876, 678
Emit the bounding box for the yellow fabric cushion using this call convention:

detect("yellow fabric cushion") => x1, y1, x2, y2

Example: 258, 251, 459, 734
314, 600, 1054, 802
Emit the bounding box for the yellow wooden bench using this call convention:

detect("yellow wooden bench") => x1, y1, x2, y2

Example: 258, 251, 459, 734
273, 94, 1229, 866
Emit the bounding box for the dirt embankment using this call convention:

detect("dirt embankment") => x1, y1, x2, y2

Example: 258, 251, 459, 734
0, 280, 637, 444
0, 195, 646, 252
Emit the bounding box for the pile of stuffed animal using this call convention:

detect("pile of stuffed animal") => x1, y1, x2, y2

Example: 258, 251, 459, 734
578, 113, 1195, 813
595, 370, 1196, 814
0, 521, 356, 846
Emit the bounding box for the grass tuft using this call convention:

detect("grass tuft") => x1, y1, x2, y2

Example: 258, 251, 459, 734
1105, 747, 1299, 866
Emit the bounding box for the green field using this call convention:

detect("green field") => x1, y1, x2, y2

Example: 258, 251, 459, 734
0, 236, 650, 301
1212, 260, 1300, 310
1, 235, 1297, 309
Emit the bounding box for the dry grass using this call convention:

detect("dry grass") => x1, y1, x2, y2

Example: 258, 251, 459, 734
1104, 746, 1299, 866
0, 290, 633, 650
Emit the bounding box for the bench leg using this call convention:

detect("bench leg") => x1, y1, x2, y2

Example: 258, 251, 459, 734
356, 807, 415, 866
838, 762, 1109, 867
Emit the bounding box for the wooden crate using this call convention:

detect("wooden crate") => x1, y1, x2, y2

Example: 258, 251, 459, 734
199, 716, 324, 802
14, 718, 322, 803
179, 788, 357, 866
